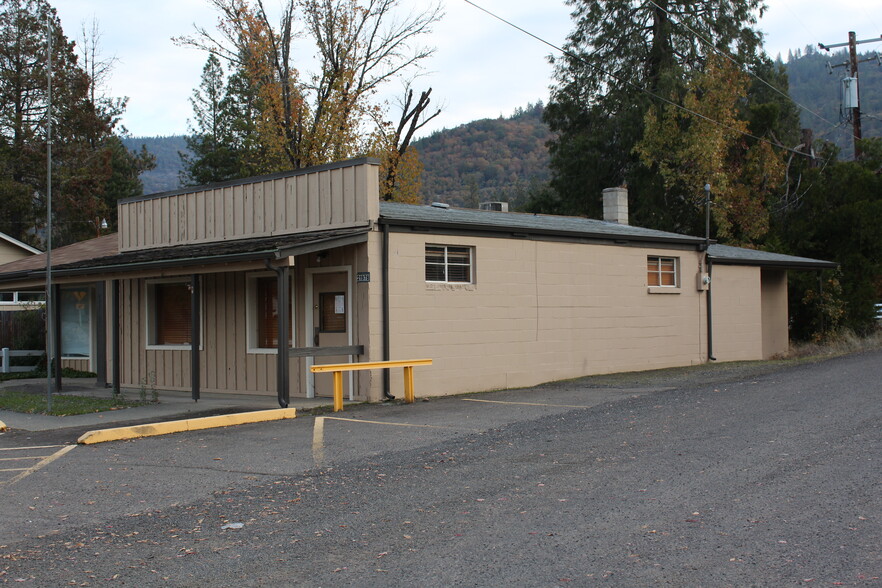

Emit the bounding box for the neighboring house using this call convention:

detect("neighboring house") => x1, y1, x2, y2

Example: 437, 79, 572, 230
0, 232, 43, 310
0, 158, 836, 405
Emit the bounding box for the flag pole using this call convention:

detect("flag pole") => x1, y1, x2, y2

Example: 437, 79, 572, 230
45, 14, 53, 411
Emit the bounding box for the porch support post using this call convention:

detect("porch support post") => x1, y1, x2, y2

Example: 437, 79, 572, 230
191, 274, 201, 401
53, 283, 62, 391
276, 265, 290, 408
95, 281, 107, 388
111, 279, 120, 395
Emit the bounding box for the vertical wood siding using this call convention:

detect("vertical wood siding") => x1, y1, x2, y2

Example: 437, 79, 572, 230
119, 273, 289, 395
118, 162, 380, 252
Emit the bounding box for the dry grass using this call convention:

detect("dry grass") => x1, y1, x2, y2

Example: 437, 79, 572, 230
785, 327, 882, 360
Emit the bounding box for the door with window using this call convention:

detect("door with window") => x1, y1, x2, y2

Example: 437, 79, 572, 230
311, 271, 350, 398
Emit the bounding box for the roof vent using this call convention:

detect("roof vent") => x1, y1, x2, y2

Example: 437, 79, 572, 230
430, 202, 450, 209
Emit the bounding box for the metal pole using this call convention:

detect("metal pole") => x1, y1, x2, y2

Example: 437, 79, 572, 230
190, 275, 201, 401
111, 279, 120, 395
45, 15, 53, 411
276, 266, 290, 408
704, 183, 711, 248
704, 183, 715, 361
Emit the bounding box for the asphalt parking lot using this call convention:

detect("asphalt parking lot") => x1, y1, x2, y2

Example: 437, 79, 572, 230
1, 351, 880, 586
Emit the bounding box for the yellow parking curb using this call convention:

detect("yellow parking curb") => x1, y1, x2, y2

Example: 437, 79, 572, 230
77, 408, 296, 445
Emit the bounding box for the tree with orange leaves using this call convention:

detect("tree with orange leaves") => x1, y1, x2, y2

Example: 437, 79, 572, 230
176, 0, 441, 200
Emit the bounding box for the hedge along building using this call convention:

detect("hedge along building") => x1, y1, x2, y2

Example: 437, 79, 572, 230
0, 158, 836, 405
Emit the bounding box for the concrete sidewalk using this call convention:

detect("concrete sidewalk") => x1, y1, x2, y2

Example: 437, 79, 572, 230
0, 378, 338, 433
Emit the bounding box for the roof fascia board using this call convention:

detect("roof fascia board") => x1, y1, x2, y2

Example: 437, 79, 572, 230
709, 257, 838, 270
380, 218, 704, 248
0, 228, 373, 286
34, 249, 279, 280
121, 157, 382, 205
0, 233, 41, 254
276, 230, 370, 258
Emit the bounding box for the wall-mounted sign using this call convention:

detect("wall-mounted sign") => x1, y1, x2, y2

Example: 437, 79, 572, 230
356, 272, 370, 283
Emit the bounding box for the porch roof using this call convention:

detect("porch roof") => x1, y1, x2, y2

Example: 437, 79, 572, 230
0, 225, 371, 286
706, 244, 837, 270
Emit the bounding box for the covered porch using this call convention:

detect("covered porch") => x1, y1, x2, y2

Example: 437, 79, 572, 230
0, 226, 375, 408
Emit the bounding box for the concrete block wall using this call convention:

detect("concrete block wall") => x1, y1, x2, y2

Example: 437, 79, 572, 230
382, 232, 713, 397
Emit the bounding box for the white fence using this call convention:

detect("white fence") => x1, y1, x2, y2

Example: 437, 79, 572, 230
0, 348, 42, 373
877, 303, 882, 321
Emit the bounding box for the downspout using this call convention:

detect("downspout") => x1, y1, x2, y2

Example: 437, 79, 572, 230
706, 257, 716, 361
704, 183, 716, 362
382, 222, 395, 400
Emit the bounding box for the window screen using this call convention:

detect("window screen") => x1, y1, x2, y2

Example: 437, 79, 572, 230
426, 245, 473, 283
255, 276, 292, 348
152, 282, 191, 345
320, 292, 346, 332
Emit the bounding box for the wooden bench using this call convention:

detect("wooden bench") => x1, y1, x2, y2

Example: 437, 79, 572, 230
310, 359, 433, 411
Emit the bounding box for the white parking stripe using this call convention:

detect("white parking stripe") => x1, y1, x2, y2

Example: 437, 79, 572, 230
312, 416, 325, 467
0, 445, 66, 451
0, 445, 76, 487
462, 398, 590, 409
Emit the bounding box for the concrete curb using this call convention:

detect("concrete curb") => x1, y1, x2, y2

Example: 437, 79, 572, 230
77, 408, 297, 445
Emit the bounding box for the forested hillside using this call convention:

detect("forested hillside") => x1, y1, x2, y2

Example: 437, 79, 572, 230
121, 135, 189, 195
412, 103, 552, 207
126, 105, 553, 202
126, 48, 882, 200
785, 46, 882, 157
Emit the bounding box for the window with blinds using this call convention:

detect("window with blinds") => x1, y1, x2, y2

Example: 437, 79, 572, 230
254, 276, 293, 349
647, 256, 678, 287
426, 245, 473, 283
148, 281, 192, 346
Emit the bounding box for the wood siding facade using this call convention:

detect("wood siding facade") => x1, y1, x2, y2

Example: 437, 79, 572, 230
118, 161, 379, 252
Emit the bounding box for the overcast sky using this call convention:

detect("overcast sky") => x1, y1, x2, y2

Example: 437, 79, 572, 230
52, 0, 882, 139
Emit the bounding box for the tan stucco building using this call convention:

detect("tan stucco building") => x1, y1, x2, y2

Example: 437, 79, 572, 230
0, 158, 835, 405
0, 232, 42, 311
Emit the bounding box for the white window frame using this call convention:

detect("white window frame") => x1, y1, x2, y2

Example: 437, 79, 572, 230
60, 286, 93, 361
145, 278, 203, 350
246, 272, 295, 354
0, 291, 45, 306
647, 255, 681, 293
425, 244, 475, 284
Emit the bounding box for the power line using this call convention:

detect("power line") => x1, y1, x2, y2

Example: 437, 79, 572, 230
461, 0, 813, 159
644, 0, 855, 143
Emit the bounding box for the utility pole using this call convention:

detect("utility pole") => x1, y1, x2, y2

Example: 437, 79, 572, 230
819, 32, 882, 159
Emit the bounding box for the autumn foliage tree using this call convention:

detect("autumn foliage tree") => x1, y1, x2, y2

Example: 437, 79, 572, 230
538, 0, 770, 226
177, 0, 441, 199
635, 55, 785, 245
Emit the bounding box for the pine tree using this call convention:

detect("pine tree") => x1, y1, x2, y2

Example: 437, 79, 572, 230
0, 0, 152, 245
180, 55, 251, 186
539, 0, 769, 229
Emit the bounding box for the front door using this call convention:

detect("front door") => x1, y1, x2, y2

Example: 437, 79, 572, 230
311, 271, 350, 398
